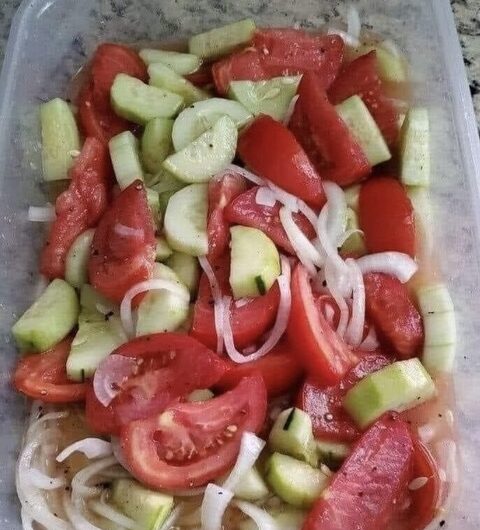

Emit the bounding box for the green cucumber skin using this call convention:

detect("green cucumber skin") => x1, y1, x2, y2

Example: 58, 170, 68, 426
140, 49, 202, 75
141, 118, 174, 174
65, 229, 95, 289
109, 131, 144, 189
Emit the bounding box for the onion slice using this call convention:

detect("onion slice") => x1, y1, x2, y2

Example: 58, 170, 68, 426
26, 468, 66, 490
344, 259, 365, 348
71, 456, 118, 499
255, 186, 277, 207
57, 438, 113, 463
359, 325, 379, 351
234, 501, 280, 530
28, 205, 56, 222
356, 252, 418, 283
92, 354, 137, 407
283, 94, 299, 125
89, 498, 139, 530
327, 27, 360, 47
223, 432, 266, 491
323, 182, 348, 247
201, 484, 234, 530
224, 164, 264, 186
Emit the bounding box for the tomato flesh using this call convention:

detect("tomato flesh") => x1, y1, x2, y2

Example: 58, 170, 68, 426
121, 375, 267, 489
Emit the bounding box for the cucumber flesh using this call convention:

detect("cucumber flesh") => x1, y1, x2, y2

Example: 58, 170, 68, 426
65, 229, 95, 289
148, 62, 209, 106
150, 168, 186, 195
356, 44, 407, 83
266, 453, 329, 508
228, 76, 301, 121
344, 184, 360, 212
40, 98, 81, 181
172, 97, 252, 152
111, 478, 174, 530
341, 208, 366, 256
407, 187, 433, 255
80, 284, 117, 317
139, 49, 202, 75
109, 131, 144, 189
187, 388, 214, 402
233, 467, 270, 501
165, 251, 200, 297
111, 73, 183, 124
343, 358, 436, 428
189, 19, 256, 59
315, 440, 350, 470
146, 188, 161, 229
12, 279, 79, 352
164, 184, 208, 256
239, 508, 306, 530
230, 226, 281, 299
400, 107, 430, 186
155, 236, 174, 262
336, 95, 391, 166
141, 118, 174, 174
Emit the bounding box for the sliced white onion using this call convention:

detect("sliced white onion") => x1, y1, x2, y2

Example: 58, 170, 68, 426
113, 223, 144, 239
323, 182, 347, 247
223, 256, 291, 364
324, 261, 350, 338
120, 278, 190, 337
224, 164, 264, 186
63, 493, 102, 530
267, 182, 300, 212
89, 498, 139, 530
408, 476, 429, 491
223, 432, 266, 491
234, 500, 280, 530
356, 252, 418, 283
297, 200, 319, 230
282, 94, 299, 125
358, 325, 379, 351
327, 28, 360, 47
26, 410, 69, 440
417, 423, 436, 444
255, 186, 277, 207
201, 484, 234, 530
26, 468, 66, 490
71, 456, 118, 499
347, 4, 361, 40
28, 205, 56, 222
344, 259, 365, 348
381, 38, 401, 57
93, 355, 138, 407
20, 508, 36, 530
337, 227, 364, 248
57, 438, 113, 463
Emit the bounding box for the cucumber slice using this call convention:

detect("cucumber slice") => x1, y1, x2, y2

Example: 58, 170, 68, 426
12, 279, 79, 352
148, 63, 209, 106
146, 188, 161, 228
155, 236, 173, 261
316, 440, 350, 470
40, 98, 81, 181
239, 509, 307, 530
230, 226, 281, 299
164, 184, 208, 256
416, 283, 456, 373
340, 208, 366, 256
164, 115, 237, 183
150, 168, 186, 195
172, 98, 252, 152
407, 186, 433, 255
65, 229, 95, 289
188, 19, 256, 59
234, 467, 270, 501
343, 358, 436, 428
141, 118, 174, 174
266, 453, 329, 508
165, 251, 200, 297
336, 95, 391, 166
111, 478, 173, 530
356, 44, 407, 83
109, 131, 144, 189
139, 49, 202, 75
344, 184, 360, 212
136, 263, 190, 336
80, 284, 117, 317
111, 73, 184, 125
269, 408, 318, 467
187, 388, 214, 402
400, 107, 430, 187
228, 76, 301, 121
159, 189, 179, 216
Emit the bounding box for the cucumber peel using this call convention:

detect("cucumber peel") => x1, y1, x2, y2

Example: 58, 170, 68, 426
155, 236, 173, 262
140, 49, 202, 75
165, 251, 200, 297
65, 229, 95, 289
400, 107, 430, 187
141, 118, 174, 174
109, 131, 144, 189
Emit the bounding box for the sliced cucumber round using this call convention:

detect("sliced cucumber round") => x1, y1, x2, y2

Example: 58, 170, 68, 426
171, 98, 252, 151
139, 49, 202, 75
163, 115, 237, 183
164, 183, 208, 256
165, 251, 200, 297
65, 229, 95, 289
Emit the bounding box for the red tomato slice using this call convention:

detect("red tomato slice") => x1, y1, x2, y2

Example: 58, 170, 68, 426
212, 49, 267, 95
297, 353, 391, 442
364, 273, 424, 359
40, 137, 111, 279
302, 414, 414, 530
121, 375, 267, 489
185, 64, 214, 87
359, 176, 415, 257
85, 333, 228, 435
216, 341, 303, 397
88, 180, 156, 303
287, 264, 356, 386
207, 172, 248, 261
290, 72, 371, 187
328, 51, 399, 146
13, 340, 87, 403
191, 254, 280, 350
238, 115, 325, 207
224, 186, 316, 254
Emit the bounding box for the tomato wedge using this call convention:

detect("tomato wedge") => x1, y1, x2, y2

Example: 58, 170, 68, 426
359, 176, 415, 257
238, 115, 325, 207
121, 375, 267, 489
224, 186, 316, 254
207, 172, 248, 261
297, 353, 391, 442
185, 63, 214, 87
328, 51, 399, 146
191, 254, 280, 350
303, 414, 414, 530
40, 137, 111, 279
85, 333, 228, 435
290, 72, 371, 187
88, 180, 156, 303
287, 264, 356, 386
216, 341, 303, 397
364, 273, 424, 359
13, 340, 87, 403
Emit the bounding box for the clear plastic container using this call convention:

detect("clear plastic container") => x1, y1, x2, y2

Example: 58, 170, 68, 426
1, 0, 480, 527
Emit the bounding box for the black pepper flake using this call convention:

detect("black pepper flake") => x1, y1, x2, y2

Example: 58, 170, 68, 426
439, 521, 445, 527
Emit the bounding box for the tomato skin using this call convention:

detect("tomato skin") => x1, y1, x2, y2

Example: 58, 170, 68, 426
88, 180, 156, 303
216, 341, 304, 396
290, 72, 371, 187
13, 340, 87, 403
224, 186, 316, 254
238, 115, 325, 207
303, 414, 414, 530
40, 137, 111, 279
359, 176, 415, 257
287, 264, 356, 387
121, 375, 267, 489
185, 64, 214, 87
364, 273, 423, 359
213, 49, 267, 95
